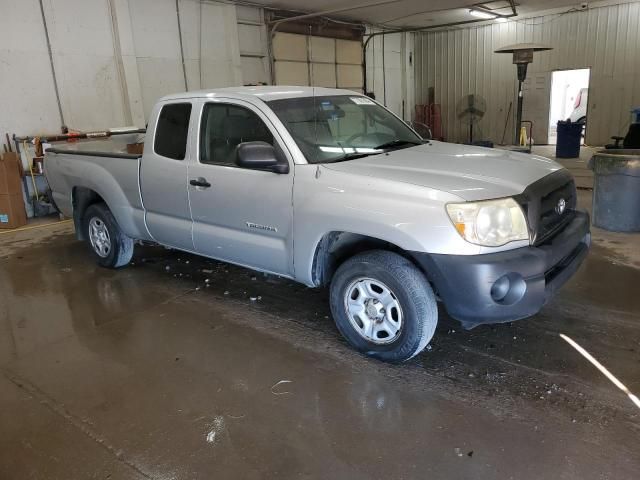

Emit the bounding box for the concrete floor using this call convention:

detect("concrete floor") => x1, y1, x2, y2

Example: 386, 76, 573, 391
1, 192, 639, 479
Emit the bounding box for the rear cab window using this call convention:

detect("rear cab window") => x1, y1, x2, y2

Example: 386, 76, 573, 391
154, 103, 192, 160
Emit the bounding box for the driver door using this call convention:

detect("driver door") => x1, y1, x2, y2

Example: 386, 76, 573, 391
187, 99, 295, 276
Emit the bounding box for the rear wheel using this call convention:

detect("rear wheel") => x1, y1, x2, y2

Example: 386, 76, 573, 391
329, 250, 438, 362
83, 203, 134, 268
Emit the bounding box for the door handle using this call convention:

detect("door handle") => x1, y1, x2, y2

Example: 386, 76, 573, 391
190, 178, 211, 188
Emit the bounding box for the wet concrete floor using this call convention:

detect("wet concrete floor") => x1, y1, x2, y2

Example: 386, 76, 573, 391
1, 205, 639, 479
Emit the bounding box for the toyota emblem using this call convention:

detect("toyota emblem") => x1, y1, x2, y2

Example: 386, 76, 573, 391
556, 198, 566, 215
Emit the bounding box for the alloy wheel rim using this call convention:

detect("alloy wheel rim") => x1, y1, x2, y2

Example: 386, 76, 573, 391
343, 277, 403, 345
88, 217, 111, 258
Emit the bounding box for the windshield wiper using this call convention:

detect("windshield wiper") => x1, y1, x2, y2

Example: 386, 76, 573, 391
374, 139, 422, 150
326, 151, 381, 163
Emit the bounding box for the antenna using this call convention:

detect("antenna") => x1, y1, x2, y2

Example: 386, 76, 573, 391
313, 86, 318, 147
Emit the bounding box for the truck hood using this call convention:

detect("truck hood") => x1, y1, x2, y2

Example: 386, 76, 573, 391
322, 141, 562, 201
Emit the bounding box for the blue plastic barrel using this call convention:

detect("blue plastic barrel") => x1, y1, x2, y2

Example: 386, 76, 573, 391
556, 121, 583, 158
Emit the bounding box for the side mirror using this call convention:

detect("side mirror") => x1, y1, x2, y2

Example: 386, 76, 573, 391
236, 141, 289, 174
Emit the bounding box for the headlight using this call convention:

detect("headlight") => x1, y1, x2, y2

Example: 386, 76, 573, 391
446, 198, 529, 247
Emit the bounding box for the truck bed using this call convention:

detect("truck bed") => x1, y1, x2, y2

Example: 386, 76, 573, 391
44, 137, 151, 241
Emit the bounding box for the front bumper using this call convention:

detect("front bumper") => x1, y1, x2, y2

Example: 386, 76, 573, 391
412, 210, 591, 328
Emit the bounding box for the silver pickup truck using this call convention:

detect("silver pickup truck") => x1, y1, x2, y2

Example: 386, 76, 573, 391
45, 86, 590, 362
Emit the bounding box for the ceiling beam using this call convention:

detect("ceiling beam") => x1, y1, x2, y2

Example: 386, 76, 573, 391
267, 0, 404, 28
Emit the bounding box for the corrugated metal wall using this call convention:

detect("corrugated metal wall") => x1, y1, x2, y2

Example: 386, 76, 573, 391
0, 0, 256, 136
415, 2, 640, 145
365, 29, 414, 120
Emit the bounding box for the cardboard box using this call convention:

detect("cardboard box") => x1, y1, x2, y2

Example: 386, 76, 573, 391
0, 152, 23, 195
0, 193, 28, 229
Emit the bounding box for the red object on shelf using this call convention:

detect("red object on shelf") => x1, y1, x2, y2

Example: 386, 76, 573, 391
427, 104, 443, 141
416, 104, 444, 141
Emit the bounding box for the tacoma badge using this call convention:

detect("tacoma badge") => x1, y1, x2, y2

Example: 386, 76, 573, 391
246, 222, 277, 232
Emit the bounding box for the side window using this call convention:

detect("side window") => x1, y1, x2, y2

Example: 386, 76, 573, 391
154, 103, 192, 160
200, 103, 274, 165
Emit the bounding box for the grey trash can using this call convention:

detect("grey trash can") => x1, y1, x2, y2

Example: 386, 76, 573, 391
588, 149, 640, 232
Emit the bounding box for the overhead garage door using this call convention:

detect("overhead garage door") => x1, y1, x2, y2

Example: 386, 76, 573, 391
272, 32, 363, 92
236, 6, 269, 85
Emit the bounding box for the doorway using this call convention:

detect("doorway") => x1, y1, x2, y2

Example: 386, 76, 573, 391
548, 68, 590, 144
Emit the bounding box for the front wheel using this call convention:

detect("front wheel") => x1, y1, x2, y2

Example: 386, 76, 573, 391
83, 203, 134, 268
329, 250, 438, 362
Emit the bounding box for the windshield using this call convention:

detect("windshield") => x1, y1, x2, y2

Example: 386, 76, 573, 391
267, 95, 422, 164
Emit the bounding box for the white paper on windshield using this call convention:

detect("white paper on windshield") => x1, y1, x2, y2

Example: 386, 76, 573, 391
350, 97, 375, 105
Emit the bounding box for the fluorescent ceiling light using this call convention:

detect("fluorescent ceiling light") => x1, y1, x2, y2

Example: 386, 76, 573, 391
495, 17, 508, 23
469, 9, 496, 19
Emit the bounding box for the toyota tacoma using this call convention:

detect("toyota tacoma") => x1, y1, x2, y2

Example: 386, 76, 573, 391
45, 86, 590, 362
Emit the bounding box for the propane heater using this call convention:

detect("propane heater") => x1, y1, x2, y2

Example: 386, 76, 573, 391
495, 43, 552, 145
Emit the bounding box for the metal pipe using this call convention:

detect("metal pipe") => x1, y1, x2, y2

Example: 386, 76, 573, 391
38, 0, 65, 127
362, 20, 492, 95
515, 62, 528, 144
501, 101, 513, 145
363, 13, 519, 52
107, 0, 133, 125
14, 128, 146, 144
509, 0, 517, 17
176, 0, 189, 90
382, 34, 386, 103
267, 0, 402, 29
516, 80, 524, 144
362, 7, 519, 97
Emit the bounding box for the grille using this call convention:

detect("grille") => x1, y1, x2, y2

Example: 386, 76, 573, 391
515, 170, 577, 246
536, 180, 577, 244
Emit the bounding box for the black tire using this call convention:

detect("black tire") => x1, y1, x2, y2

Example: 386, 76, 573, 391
329, 250, 437, 362
83, 203, 134, 268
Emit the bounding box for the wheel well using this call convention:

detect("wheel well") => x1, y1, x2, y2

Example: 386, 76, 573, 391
311, 232, 416, 286
72, 187, 106, 240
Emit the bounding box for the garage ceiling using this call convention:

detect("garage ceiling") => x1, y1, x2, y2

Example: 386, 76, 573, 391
250, 0, 586, 28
